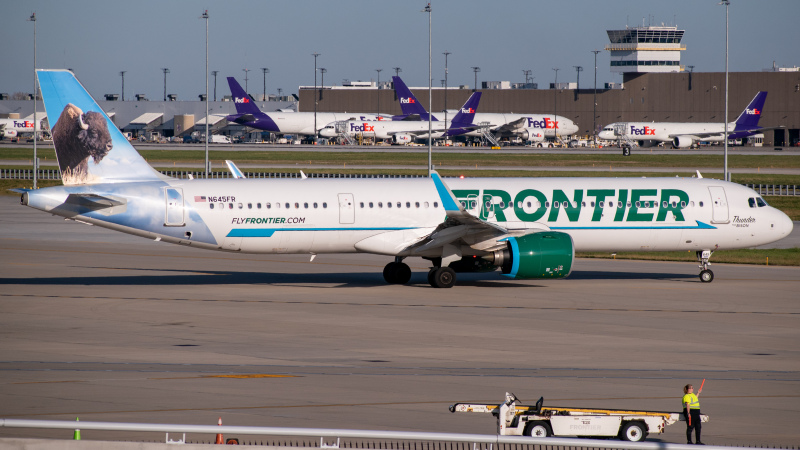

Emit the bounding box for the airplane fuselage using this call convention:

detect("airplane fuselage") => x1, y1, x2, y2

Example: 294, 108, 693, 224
22, 176, 792, 258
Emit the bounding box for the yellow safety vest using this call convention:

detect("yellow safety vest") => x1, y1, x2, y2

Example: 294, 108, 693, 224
682, 393, 700, 409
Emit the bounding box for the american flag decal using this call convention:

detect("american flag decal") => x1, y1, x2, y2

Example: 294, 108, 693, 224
195, 196, 207, 202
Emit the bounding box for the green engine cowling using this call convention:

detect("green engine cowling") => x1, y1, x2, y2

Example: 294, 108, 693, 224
493, 232, 574, 279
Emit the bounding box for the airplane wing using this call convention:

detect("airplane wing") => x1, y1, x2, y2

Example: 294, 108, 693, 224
668, 126, 785, 140
399, 114, 422, 121
490, 117, 527, 134
402, 172, 513, 256
230, 114, 256, 124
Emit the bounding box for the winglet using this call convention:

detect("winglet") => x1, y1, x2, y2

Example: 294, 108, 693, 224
430, 170, 463, 213
225, 160, 246, 179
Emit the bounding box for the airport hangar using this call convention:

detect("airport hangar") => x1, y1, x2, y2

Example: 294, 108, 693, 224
299, 71, 800, 147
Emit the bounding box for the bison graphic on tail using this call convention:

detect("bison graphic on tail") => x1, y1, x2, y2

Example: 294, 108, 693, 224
51, 103, 113, 185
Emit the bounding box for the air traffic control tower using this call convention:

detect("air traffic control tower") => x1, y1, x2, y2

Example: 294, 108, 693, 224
605, 26, 685, 75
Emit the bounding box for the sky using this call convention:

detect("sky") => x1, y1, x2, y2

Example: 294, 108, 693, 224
2, 0, 799, 102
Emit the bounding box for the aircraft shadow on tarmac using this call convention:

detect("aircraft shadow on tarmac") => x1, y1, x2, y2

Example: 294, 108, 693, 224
0, 267, 696, 288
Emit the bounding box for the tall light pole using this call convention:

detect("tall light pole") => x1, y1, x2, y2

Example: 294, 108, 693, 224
423, 2, 432, 174
119, 71, 126, 101
211, 70, 219, 101
392, 67, 402, 101
592, 50, 601, 145
161, 68, 170, 101
553, 67, 559, 143
574, 65, 583, 91
201, 10, 209, 178
471, 66, 480, 92
28, 12, 37, 189
312, 52, 320, 140
319, 68, 326, 100
720, 0, 730, 181
443, 51, 451, 128
242, 68, 250, 95
261, 68, 269, 101
375, 68, 382, 116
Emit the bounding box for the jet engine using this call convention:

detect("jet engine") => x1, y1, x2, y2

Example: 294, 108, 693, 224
521, 128, 545, 142
489, 232, 574, 279
672, 136, 694, 148
392, 134, 413, 145
0, 129, 17, 139
637, 139, 659, 148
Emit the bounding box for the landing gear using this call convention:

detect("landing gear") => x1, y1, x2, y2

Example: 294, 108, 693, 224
697, 250, 714, 283
428, 266, 456, 289
383, 258, 411, 285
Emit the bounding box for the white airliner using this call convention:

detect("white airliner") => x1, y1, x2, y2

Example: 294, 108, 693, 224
598, 92, 780, 148
318, 92, 483, 144
16, 70, 793, 288
389, 76, 578, 143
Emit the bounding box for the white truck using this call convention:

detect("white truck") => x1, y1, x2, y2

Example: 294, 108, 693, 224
449, 392, 708, 442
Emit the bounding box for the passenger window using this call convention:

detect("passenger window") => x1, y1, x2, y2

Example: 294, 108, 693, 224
699, 201, 704, 207
387, 202, 392, 208
681, 201, 686, 208
369, 202, 374, 208
461, 201, 466, 208
210, 203, 215, 210
434, 202, 439, 208
406, 202, 411, 208
285, 203, 290, 209
397, 202, 401, 208
314, 202, 318, 208
378, 202, 383, 208
228, 203, 234, 209
247, 203, 252, 209
238, 203, 243, 209
599, 201, 604, 208
295, 202, 299, 209
304, 202, 309, 209
424, 202, 429, 208
360, 202, 364, 208
545, 202, 551, 208
323, 202, 328, 208
662, 201, 668, 208
635, 201, 640, 208
415, 202, 420, 208
257, 203, 261, 209
266, 203, 271, 209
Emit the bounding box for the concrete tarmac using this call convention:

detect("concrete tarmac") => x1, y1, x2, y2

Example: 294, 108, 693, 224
1, 197, 798, 447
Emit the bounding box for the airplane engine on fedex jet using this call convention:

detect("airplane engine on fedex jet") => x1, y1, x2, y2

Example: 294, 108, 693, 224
521, 128, 546, 142
392, 133, 413, 145
673, 136, 694, 148
1, 129, 18, 138
489, 232, 574, 279
637, 140, 659, 148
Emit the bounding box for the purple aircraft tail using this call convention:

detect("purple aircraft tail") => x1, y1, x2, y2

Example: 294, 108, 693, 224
227, 77, 262, 116
392, 76, 436, 121
445, 92, 481, 136
733, 91, 767, 131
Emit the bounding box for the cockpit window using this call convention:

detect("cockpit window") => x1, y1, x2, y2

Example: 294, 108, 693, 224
748, 198, 757, 208
756, 197, 768, 207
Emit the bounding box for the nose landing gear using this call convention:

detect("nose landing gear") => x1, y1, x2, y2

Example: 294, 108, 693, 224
697, 250, 714, 283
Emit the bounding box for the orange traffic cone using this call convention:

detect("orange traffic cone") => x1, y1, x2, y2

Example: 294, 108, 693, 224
215, 417, 223, 444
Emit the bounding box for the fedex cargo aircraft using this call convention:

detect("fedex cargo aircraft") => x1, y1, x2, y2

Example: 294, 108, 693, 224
0, 118, 37, 139
598, 92, 781, 148
390, 76, 578, 142
225, 77, 388, 136
15, 70, 793, 288
319, 93, 482, 144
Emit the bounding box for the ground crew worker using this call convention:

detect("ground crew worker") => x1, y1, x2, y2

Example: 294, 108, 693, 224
682, 384, 704, 445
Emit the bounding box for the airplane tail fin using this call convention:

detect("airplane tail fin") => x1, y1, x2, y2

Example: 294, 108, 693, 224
227, 77, 262, 115
450, 92, 481, 126
733, 91, 767, 131
37, 70, 163, 186
392, 76, 433, 120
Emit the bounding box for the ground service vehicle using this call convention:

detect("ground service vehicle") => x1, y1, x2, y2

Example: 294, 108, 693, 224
449, 393, 709, 442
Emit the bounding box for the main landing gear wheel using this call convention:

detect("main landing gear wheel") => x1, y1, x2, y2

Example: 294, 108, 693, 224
699, 269, 714, 283
383, 262, 411, 284
428, 267, 456, 288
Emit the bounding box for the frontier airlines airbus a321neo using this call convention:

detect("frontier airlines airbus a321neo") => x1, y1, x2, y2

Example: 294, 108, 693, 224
15, 71, 793, 287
